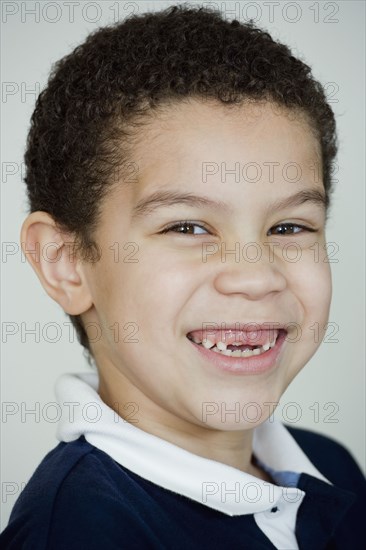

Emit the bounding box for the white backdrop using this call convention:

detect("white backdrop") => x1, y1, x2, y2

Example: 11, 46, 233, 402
1, 0, 365, 529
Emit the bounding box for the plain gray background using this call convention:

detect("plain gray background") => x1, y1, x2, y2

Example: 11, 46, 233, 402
1, 0, 365, 529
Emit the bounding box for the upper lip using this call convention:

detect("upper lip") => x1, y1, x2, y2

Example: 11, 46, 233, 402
187, 323, 289, 333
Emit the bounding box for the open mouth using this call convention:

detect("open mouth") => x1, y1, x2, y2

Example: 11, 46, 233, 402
186, 329, 286, 359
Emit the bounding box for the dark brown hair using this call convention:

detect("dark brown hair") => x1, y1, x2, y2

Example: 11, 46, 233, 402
23, 3, 338, 365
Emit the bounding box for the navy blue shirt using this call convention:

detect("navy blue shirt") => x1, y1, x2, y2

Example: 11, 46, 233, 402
1, 426, 365, 549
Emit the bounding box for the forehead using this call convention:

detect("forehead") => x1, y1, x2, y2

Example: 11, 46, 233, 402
129, 98, 321, 183
98, 98, 325, 233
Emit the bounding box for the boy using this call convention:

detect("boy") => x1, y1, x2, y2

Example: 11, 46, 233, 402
1, 4, 365, 549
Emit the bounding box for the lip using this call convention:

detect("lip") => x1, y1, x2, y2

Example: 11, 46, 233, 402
187, 329, 287, 375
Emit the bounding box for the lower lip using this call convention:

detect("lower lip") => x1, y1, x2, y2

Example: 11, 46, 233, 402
187, 330, 287, 375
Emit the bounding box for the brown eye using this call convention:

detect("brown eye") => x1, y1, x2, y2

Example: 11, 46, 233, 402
160, 221, 210, 235
268, 223, 316, 236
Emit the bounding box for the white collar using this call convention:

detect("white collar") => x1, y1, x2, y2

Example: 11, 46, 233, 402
55, 371, 330, 516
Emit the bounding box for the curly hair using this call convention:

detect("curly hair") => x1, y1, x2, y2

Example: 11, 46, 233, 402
23, 3, 338, 365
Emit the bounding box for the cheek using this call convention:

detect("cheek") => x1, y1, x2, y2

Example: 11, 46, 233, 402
105, 254, 197, 336
291, 253, 332, 341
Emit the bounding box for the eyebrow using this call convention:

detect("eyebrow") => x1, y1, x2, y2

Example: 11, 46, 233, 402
131, 188, 328, 220
265, 188, 328, 216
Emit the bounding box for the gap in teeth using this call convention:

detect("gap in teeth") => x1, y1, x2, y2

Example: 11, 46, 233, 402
187, 330, 282, 355
194, 335, 278, 357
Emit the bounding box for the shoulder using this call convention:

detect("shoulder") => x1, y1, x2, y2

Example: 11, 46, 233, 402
284, 425, 366, 547
0, 436, 154, 549
284, 424, 366, 492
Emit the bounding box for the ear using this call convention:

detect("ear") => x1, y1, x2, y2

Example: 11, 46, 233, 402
20, 211, 93, 315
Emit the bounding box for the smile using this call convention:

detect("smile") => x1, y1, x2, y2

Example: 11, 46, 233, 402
186, 329, 288, 375
187, 332, 279, 358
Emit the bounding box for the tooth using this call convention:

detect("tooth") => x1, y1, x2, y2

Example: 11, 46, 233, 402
263, 342, 270, 351
207, 343, 272, 358
202, 339, 215, 349
269, 338, 276, 348
217, 341, 227, 351
242, 350, 253, 357
270, 330, 279, 347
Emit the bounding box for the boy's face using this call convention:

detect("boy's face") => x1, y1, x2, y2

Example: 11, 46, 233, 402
80, 99, 332, 431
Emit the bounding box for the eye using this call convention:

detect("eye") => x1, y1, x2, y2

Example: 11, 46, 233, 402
267, 223, 317, 236
159, 221, 210, 235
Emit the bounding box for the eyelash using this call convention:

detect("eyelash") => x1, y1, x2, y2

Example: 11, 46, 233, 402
159, 221, 317, 236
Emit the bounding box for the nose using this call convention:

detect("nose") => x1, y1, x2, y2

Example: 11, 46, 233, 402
213, 246, 287, 300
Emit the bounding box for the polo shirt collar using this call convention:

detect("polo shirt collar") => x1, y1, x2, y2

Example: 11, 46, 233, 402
55, 371, 330, 517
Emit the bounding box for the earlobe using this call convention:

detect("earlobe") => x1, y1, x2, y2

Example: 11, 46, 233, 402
20, 211, 93, 315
